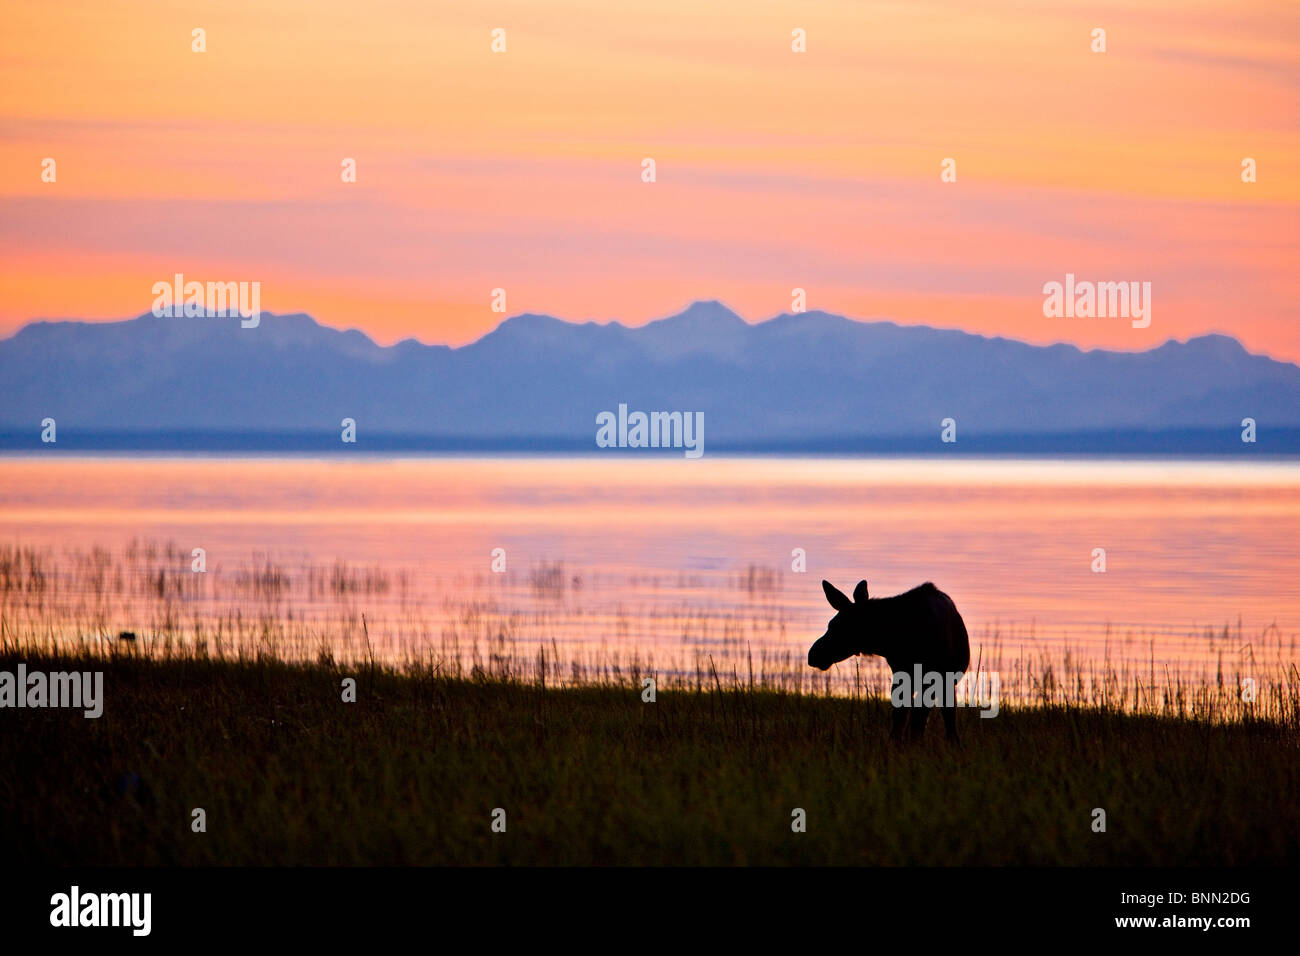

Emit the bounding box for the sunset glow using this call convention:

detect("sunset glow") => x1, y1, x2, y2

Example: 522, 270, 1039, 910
1, 0, 1297, 356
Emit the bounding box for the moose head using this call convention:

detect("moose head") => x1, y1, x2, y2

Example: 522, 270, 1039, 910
807, 579, 870, 670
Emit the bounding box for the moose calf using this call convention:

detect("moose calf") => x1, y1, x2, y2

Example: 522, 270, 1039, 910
808, 579, 970, 742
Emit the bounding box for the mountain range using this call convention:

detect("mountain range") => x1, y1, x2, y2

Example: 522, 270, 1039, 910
2, 301, 1297, 453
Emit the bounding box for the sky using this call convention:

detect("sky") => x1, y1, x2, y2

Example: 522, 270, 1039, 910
1, 0, 1297, 358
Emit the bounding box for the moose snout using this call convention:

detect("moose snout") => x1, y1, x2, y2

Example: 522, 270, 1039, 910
807, 636, 832, 671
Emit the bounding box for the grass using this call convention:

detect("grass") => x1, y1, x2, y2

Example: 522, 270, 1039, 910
4, 540, 1298, 723
3, 646, 1298, 866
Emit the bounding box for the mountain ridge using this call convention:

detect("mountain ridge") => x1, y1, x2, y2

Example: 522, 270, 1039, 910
1, 301, 1296, 450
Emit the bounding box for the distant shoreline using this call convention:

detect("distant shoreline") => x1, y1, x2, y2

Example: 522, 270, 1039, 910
3, 427, 1299, 457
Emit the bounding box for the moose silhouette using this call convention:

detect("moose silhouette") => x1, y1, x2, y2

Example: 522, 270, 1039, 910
808, 579, 970, 741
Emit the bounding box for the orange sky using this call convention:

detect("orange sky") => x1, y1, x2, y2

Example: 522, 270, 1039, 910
1, 0, 1297, 358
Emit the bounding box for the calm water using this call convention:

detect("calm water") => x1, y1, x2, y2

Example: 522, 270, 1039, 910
1, 457, 1297, 701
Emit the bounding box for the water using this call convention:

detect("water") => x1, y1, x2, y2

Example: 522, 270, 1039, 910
1, 456, 1297, 706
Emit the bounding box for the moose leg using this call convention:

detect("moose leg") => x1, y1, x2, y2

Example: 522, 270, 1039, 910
890, 700, 911, 741
941, 703, 959, 743
910, 702, 932, 739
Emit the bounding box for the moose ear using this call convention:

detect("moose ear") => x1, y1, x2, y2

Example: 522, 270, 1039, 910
853, 580, 869, 603
822, 580, 853, 611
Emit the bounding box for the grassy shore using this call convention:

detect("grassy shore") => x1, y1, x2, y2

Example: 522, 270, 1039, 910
2, 648, 1298, 866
